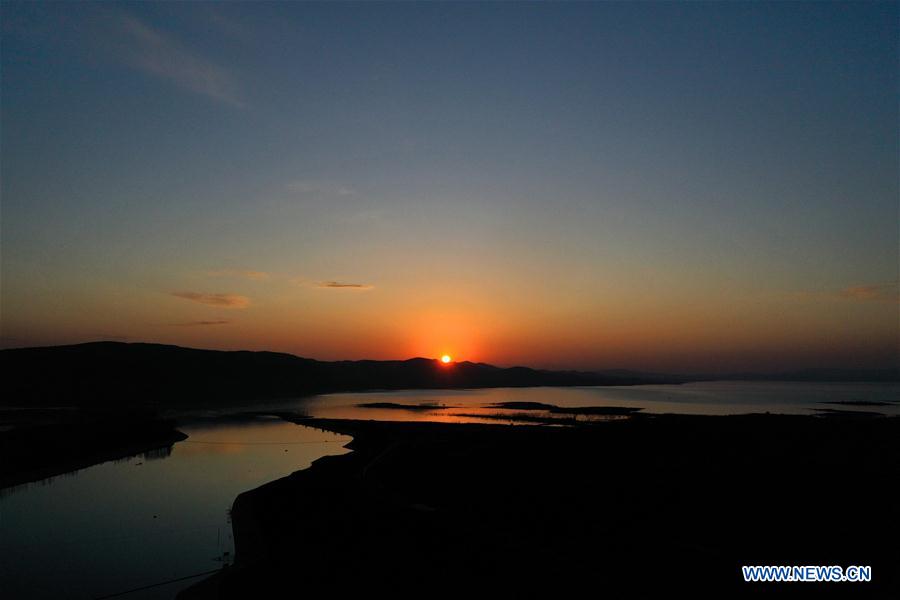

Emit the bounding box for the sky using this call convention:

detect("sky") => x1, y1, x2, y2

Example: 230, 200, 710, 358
1, 1, 897, 373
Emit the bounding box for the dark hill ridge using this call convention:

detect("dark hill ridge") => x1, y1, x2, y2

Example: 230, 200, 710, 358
0, 342, 666, 407
2, 342, 896, 407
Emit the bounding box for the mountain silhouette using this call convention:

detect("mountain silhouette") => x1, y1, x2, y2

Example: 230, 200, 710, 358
3, 341, 895, 408
0, 342, 668, 407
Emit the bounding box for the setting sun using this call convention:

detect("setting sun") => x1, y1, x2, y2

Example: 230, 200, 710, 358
441, 355, 452, 364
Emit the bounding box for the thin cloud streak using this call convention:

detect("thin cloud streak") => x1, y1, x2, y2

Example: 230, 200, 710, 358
838, 283, 899, 302
116, 15, 243, 107
316, 281, 374, 290
172, 292, 250, 308
287, 180, 355, 197
170, 320, 232, 327
788, 282, 899, 304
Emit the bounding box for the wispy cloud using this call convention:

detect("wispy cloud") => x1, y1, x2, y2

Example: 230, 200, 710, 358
838, 283, 899, 303
286, 180, 355, 197
788, 282, 899, 304
170, 320, 232, 327
172, 292, 250, 308
316, 281, 375, 291
115, 15, 243, 107
207, 269, 269, 280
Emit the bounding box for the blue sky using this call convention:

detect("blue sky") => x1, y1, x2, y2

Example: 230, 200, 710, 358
1, 2, 897, 372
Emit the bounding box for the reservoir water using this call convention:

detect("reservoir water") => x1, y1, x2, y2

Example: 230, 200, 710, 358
284, 381, 900, 422
0, 416, 350, 599
2, 382, 897, 598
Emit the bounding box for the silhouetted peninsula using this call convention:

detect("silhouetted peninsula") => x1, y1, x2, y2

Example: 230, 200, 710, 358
180, 414, 900, 598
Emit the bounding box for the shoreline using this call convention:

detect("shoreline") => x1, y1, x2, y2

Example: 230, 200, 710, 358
0, 411, 187, 491
182, 413, 900, 598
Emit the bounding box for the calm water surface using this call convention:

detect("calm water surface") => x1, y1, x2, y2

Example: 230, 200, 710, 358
283, 381, 900, 422
0, 416, 350, 599
2, 382, 897, 599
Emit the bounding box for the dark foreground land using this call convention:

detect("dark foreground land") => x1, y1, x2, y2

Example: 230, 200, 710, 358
0, 409, 186, 490
183, 414, 899, 599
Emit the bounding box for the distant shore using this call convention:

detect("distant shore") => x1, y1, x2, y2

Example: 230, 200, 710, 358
4, 342, 896, 410
182, 412, 900, 598
0, 409, 186, 491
